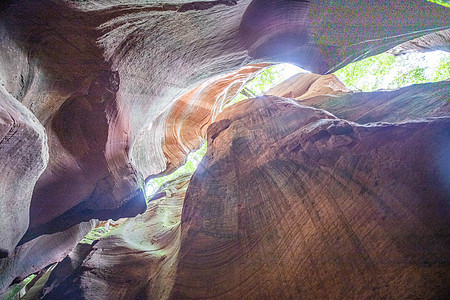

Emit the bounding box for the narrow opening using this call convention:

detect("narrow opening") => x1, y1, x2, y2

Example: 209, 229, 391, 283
72, 49, 450, 262
144, 51, 450, 200
334, 50, 450, 92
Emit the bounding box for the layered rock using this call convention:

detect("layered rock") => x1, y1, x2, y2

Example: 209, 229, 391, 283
0, 0, 446, 243
133, 63, 270, 178
0, 85, 48, 258
0, 220, 97, 295
388, 28, 450, 55
172, 96, 450, 299
0, 0, 449, 296
40, 174, 191, 300
300, 80, 450, 123
267, 72, 450, 123
40, 90, 450, 299
266, 73, 351, 99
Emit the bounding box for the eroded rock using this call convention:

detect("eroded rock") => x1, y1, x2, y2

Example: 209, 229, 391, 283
40, 174, 190, 300
171, 96, 450, 299
0, 220, 97, 295
0, 0, 449, 296
0, 85, 47, 258
267, 72, 450, 123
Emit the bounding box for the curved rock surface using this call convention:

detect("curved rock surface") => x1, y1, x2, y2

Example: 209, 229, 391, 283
388, 28, 450, 55
40, 174, 190, 300
0, 0, 449, 297
300, 80, 450, 124
0, 85, 48, 258
266, 73, 351, 100
0, 220, 97, 295
39, 90, 450, 299
267, 73, 450, 123
0, 0, 446, 243
133, 63, 269, 179
172, 96, 450, 299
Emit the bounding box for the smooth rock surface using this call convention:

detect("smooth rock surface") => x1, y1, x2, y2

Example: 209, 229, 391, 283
266, 73, 351, 99
0, 0, 449, 296
29, 75, 450, 300
388, 28, 450, 55
171, 96, 450, 299
0, 220, 97, 295
133, 63, 269, 179
40, 174, 190, 300
0, 0, 446, 244
267, 73, 450, 123
0, 85, 48, 258
300, 80, 450, 124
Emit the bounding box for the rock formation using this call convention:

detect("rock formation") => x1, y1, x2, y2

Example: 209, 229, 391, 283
0, 0, 449, 299
134, 63, 270, 178
0, 220, 97, 295
267, 73, 450, 123
0, 85, 48, 259
171, 96, 450, 299
41, 174, 190, 300
38, 91, 450, 299
388, 28, 450, 55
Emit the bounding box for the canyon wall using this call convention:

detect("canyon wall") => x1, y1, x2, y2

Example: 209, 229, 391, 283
0, 0, 449, 298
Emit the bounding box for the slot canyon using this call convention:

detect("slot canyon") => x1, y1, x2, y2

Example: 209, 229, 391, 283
0, 0, 449, 299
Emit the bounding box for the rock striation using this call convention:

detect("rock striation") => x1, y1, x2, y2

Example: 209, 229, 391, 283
37, 89, 450, 299
267, 73, 450, 123
133, 63, 270, 179
0, 0, 449, 298
0, 220, 98, 294
0, 85, 48, 258
0, 0, 446, 246
172, 96, 450, 299
388, 28, 450, 55
40, 174, 191, 300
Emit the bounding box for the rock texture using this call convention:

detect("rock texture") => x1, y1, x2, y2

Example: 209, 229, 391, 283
0, 0, 446, 244
0, 0, 449, 297
0, 85, 48, 258
0, 220, 98, 295
172, 96, 450, 299
266, 73, 351, 100
133, 63, 270, 179
39, 90, 450, 299
388, 28, 450, 55
40, 174, 191, 300
267, 73, 450, 123
300, 80, 450, 124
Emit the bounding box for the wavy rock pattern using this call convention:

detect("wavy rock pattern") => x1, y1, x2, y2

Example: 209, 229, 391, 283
0, 0, 449, 296
388, 28, 450, 55
40, 174, 190, 300
300, 80, 450, 123
133, 63, 269, 179
0, 85, 48, 258
266, 73, 351, 100
42, 88, 450, 299
0, 0, 446, 242
0, 220, 97, 295
173, 96, 450, 299
267, 73, 450, 123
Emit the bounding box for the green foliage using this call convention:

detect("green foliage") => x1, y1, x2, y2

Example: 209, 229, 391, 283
427, 0, 450, 8
244, 64, 305, 95
335, 51, 450, 92
6, 274, 35, 300
146, 142, 207, 199
434, 58, 450, 81
144, 52, 449, 200
79, 226, 111, 244
228, 63, 305, 107
145, 64, 304, 199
